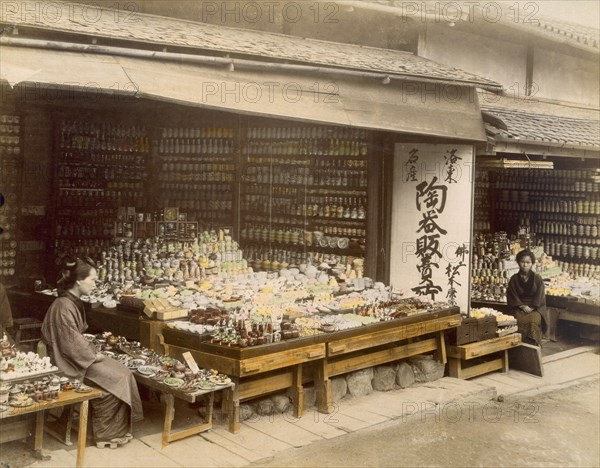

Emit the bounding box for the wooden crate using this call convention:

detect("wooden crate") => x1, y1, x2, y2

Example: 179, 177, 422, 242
447, 333, 522, 379
477, 316, 497, 341
446, 317, 478, 345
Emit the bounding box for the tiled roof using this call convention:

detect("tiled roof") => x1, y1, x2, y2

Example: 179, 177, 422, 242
0, 0, 500, 88
355, 0, 599, 52
505, 12, 599, 50
482, 106, 600, 148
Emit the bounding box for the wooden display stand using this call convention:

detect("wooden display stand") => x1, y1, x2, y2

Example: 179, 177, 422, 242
315, 312, 459, 414
134, 372, 232, 447
0, 387, 102, 468
160, 307, 461, 433
447, 333, 522, 379
159, 333, 325, 434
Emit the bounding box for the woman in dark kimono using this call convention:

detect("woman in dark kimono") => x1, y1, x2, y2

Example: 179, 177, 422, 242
507, 249, 547, 347
42, 257, 143, 448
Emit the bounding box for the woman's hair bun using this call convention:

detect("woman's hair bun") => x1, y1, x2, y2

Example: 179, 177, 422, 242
57, 269, 71, 288
81, 256, 97, 269
63, 255, 78, 270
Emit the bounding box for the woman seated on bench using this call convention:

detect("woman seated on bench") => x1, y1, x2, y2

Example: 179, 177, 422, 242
507, 249, 548, 347
42, 257, 143, 448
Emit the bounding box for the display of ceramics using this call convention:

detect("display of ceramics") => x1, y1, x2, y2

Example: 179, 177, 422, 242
75, 385, 94, 393
196, 380, 216, 390
126, 359, 146, 369
163, 378, 184, 388
137, 365, 160, 376
10, 397, 34, 407
208, 374, 231, 386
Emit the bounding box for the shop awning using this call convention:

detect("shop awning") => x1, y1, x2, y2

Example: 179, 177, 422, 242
1, 45, 487, 142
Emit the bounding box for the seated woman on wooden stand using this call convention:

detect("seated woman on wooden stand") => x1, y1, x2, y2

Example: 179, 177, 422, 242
507, 249, 548, 347
41, 257, 143, 448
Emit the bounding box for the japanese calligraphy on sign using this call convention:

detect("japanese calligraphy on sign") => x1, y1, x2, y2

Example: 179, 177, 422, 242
446, 244, 469, 305
405, 148, 419, 182
443, 149, 462, 184
390, 144, 474, 312
412, 176, 448, 299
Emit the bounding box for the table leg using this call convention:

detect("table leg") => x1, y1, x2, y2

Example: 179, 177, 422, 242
227, 380, 240, 433
501, 350, 509, 373
76, 401, 89, 468
434, 331, 447, 365
162, 393, 175, 448
206, 392, 215, 426
448, 357, 462, 379
33, 409, 51, 461
293, 364, 304, 418
315, 359, 333, 414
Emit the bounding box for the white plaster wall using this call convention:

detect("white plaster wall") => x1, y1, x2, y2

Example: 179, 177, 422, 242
532, 48, 600, 106
419, 27, 528, 93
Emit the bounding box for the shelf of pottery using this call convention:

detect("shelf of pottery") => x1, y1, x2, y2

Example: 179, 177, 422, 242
0, 114, 22, 283
470, 231, 562, 302
238, 126, 369, 278
53, 120, 151, 263
489, 168, 600, 278
155, 127, 235, 231
472, 168, 492, 233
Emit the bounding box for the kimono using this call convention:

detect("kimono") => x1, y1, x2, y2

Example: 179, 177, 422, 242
41, 292, 143, 442
507, 272, 548, 346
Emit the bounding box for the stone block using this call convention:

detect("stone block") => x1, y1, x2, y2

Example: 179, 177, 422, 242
331, 376, 348, 401
409, 355, 445, 382
396, 362, 415, 388
256, 397, 275, 416
372, 365, 396, 391
239, 403, 255, 422
303, 385, 317, 410
346, 368, 374, 397
271, 394, 291, 413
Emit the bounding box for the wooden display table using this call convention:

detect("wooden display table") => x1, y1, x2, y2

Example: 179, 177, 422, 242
133, 372, 233, 447
0, 387, 102, 468
161, 307, 461, 433
160, 331, 326, 433
447, 333, 522, 379
316, 310, 460, 414
472, 298, 600, 328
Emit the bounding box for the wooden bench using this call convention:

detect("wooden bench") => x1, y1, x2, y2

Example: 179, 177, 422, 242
447, 333, 522, 379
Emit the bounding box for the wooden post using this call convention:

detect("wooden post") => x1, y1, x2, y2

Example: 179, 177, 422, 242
434, 331, 447, 364
293, 364, 304, 418
501, 349, 509, 373
226, 379, 240, 433
76, 401, 89, 468
162, 394, 175, 448
33, 409, 45, 456
314, 359, 332, 414
206, 392, 215, 426
448, 358, 461, 379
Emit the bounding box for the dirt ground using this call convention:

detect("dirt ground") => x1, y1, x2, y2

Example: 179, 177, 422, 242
256, 378, 600, 468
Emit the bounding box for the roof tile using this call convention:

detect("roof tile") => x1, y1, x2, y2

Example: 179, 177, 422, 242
483, 106, 600, 148
0, 0, 499, 87
357, 0, 599, 51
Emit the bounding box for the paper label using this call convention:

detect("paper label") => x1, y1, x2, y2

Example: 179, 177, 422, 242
181, 351, 200, 374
